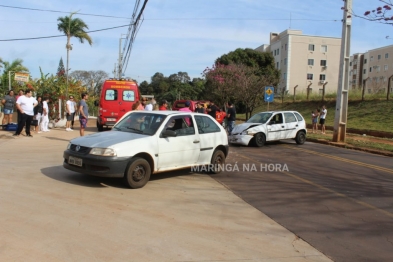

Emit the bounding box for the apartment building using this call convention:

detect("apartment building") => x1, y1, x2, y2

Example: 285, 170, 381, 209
256, 29, 341, 95
349, 53, 364, 89
360, 45, 393, 94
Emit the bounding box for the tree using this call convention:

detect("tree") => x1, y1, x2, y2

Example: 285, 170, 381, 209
361, 1, 393, 24
0, 59, 29, 94
57, 12, 93, 99
57, 57, 66, 77
69, 70, 109, 96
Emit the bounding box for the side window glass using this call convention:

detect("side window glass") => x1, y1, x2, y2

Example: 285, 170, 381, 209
270, 113, 283, 124
123, 90, 135, 101
284, 112, 297, 123
294, 112, 304, 121
105, 90, 117, 101
195, 115, 220, 134
164, 116, 195, 136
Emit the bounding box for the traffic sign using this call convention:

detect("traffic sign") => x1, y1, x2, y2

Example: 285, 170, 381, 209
264, 86, 274, 102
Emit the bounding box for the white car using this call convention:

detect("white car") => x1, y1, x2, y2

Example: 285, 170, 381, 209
228, 111, 307, 147
63, 111, 229, 188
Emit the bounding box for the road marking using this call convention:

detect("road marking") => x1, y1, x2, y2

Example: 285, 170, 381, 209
234, 152, 393, 219
282, 145, 393, 174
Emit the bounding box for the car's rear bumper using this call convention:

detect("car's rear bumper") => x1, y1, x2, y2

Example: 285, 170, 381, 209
228, 135, 253, 146
63, 150, 130, 177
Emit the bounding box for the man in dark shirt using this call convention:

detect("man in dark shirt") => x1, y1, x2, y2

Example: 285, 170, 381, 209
226, 101, 236, 135
206, 101, 218, 119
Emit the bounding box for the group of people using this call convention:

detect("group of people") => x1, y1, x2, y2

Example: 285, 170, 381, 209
1, 89, 90, 137
311, 105, 327, 134
0, 89, 51, 137
131, 97, 169, 111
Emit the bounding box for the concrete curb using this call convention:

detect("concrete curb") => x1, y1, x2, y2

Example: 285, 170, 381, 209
307, 138, 393, 157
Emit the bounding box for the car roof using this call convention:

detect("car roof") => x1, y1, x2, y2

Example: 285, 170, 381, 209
255, 111, 301, 114
125, 110, 206, 116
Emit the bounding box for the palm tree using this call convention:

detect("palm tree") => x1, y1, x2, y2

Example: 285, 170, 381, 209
57, 12, 93, 99
1, 59, 29, 93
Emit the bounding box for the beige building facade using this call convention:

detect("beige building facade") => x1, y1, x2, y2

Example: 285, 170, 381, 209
256, 29, 342, 95
357, 45, 393, 94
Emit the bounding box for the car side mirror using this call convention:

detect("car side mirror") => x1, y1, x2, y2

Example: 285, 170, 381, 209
94, 100, 99, 107
161, 130, 177, 137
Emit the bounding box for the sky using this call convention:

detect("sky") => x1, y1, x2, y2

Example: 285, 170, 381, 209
0, 0, 390, 84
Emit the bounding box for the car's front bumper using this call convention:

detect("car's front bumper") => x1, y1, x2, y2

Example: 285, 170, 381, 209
63, 150, 130, 177
228, 134, 253, 146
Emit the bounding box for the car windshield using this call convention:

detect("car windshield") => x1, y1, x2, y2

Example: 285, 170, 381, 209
113, 112, 167, 135
246, 112, 272, 124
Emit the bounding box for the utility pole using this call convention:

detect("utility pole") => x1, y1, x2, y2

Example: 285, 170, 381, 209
8, 71, 14, 91
118, 34, 127, 79
333, 0, 352, 142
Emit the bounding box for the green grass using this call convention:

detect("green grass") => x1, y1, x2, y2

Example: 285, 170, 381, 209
306, 132, 393, 153
237, 97, 393, 133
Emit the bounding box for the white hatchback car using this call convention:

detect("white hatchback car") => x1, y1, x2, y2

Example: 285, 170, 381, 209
63, 111, 229, 188
228, 111, 307, 147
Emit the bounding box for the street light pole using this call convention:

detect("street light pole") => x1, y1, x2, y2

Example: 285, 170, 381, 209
8, 71, 14, 91
333, 0, 352, 142
118, 34, 127, 79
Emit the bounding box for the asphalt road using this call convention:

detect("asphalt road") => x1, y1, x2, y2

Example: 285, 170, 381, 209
217, 141, 393, 262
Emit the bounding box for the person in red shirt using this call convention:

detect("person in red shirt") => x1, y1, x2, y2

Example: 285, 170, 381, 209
159, 100, 168, 110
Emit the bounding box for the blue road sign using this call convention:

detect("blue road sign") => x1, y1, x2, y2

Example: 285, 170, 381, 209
264, 86, 274, 102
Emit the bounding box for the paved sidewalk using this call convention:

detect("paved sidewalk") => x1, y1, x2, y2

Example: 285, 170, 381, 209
0, 125, 332, 261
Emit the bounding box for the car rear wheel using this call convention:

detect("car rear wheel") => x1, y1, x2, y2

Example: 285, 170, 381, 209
97, 120, 104, 132
295, 131, 306, 145
253, 133, 266, 147
124, 157, 151, 189
210, 150, 226, 174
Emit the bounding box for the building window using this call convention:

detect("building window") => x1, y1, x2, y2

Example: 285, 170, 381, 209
283, 73, 287, 80
370, 67, 372, 72
364, 59, 367, 64
307, 74, 313, 80
276, 62, 279, 69
308, 59, 314, 66
370, 56, 374, 62
376, 66, 381, 72
308, 44, 315, 51
274, 50, 276, 56
285, 44, 287, 50
321, 45, 328, 52
363, 69, 366, 74
353, 69, 357, 75
277, 49, 280, 55
284, 58, 287, 65
385, 65, 389, 71
378, 54, 381, 60
319, 74, 326, 81
320, 60, 327, 66
386, 53, 389, 59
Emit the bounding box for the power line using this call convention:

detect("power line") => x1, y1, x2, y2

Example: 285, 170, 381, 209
0, 24, 131, 41
0, 4, 129, 19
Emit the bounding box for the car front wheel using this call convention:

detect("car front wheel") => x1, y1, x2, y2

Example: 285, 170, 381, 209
253, 133, 266, 147
124, 157, 151, 188
97, 120, 104, 132
210, 150, 226, 174
295, 131, 306, 145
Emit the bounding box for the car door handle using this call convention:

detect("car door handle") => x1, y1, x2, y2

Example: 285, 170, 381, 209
296, 124, 298, 127
193, 140, 200, 143
281, 126, 285, 128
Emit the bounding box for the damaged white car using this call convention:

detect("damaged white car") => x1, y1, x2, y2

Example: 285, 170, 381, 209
228, 111, 307, 147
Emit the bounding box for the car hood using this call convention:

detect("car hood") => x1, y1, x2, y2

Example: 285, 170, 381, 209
70, 131, 147, 148
232, 123, 263, 134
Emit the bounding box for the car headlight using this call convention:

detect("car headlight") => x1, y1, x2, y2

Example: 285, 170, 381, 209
67, 143, 71, 150
90, 148, 117, 156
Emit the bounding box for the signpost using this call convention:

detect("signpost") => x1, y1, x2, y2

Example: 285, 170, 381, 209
264, 86, 274, 111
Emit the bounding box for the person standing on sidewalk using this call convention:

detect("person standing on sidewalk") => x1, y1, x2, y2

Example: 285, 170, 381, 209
1, 90, 16, 128
65, 95, 76, 131
226, 102, 236, 135
78, 93, 89, 136
14, 89, 37, 137
15, 89, 24, 125
40, 97, 50, 132
319, 105, 327, 134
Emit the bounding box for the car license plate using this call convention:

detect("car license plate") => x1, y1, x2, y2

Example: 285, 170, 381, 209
69, 156, 83, 167
107, 118, 116, 121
